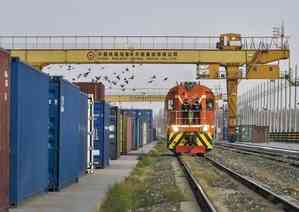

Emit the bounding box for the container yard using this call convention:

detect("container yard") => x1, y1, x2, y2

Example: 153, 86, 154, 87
1, 1, 299, 212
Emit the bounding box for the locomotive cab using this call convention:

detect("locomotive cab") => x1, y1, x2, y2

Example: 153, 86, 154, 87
165, 82, 215, 155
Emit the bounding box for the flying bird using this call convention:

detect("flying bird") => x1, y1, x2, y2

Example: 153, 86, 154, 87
116, 75, 121, 80
83, 72, 90, 77
112, 81, 117, 85
163, 77, 168, 81
132, 88, 136, 91
120, 84, 125, 88
67, 65, 73, 71
151, 75, 156, 79
124, 80, 129, 84
132, 65, 135, 68
148, 80, 153, 84
95, 76, 102, 81
125, 68, 129, 72
77, 73, 82, 79
121, 88, 126, 92
129, 75, 135, 80
104, 76, 109, 81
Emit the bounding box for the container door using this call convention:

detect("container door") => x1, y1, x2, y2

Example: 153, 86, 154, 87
93, 102, 104, 168
143, 122, 147, 145
109, 108, 117, 160
87, 97, 94, 170
104, 103, 111, 166
48, 80, 60, 190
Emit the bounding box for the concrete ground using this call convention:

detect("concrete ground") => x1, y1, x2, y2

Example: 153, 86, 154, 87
10, 142, 156, 212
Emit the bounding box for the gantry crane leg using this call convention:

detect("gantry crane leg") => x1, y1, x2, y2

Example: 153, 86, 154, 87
226, 65, 240, 142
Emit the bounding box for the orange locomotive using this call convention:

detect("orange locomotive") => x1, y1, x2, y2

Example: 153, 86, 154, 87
165, 82, 215, 154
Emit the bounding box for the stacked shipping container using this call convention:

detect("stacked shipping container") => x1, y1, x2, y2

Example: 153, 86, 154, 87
48, 76, 87, 191
109, 107, 122, 160
74, 82, 105, 101
0, 49, 10, 212
93, 101, 110, 168
0, 53, 156, 209
122, 109, 153, 150
10, 58, 49, 205
121, 115, 133, 154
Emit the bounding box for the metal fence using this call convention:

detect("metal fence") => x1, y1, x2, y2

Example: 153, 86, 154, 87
237, 70, 299, 133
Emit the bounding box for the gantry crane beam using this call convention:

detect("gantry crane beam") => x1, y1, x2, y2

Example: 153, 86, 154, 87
9, 49, 289, 69
105, 95, 165, 102
105, 94, 224, 102
2, 34, 290, 141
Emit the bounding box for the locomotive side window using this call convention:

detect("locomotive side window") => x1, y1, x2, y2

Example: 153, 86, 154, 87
168, 99, 174, 110
206, 99, 214, 111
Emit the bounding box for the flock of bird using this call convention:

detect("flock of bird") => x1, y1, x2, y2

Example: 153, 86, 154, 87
47, 64, 169, 92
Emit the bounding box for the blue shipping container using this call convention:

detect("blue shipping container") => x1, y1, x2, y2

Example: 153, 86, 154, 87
10, 58, 49, 205
79, 93, 88, 176
48, 76, 81, 191
109, 106, 118, 160
93, 101, 110, 168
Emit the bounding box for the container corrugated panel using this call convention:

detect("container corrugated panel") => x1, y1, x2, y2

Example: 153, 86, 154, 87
126, 118, 133, 153
121, 115, 132, 154
109, 107, 118, 160
252, 126, 269, 143
93, 101, 110, 168
0, 49, 10, 212
74, 82, 105, 101
142, 122, 148, 145
117, 110, 122, 157
10, 58, 49, 205
122, 109, 154, 146
48, 77, 81, 191
153, 128, 157, 141
79, 92, 88, 176
121, 115, 127, 154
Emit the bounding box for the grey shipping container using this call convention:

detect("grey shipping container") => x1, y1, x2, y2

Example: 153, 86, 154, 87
48, 76, 81, 191
0, 49, 10, 212
10, 58, 49, 205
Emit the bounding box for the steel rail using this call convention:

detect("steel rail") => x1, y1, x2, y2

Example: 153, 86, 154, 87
177, 156, 217, 212
216, 143, 299, 165
205, 156, 299, 212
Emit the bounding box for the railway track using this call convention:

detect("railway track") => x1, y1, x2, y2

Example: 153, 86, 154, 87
216, 143, 299, 168
178, 154, 299, 212
205, 156, 299, 212
177, 156, 217, 212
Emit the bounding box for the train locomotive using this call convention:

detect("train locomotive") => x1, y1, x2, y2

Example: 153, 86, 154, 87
165, 82, 215, 154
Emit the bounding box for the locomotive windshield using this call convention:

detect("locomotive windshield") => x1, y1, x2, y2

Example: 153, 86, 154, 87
206, 99, 214, 111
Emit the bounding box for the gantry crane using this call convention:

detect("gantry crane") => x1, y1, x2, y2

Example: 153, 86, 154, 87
3, 33, 289, 141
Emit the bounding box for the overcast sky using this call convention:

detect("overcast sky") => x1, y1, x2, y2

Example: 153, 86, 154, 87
1, 0, 298, 112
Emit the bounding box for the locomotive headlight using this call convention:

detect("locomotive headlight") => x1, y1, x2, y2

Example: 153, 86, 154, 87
203, 125, 209, 132
171, 125, 179, 132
